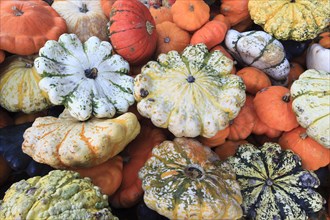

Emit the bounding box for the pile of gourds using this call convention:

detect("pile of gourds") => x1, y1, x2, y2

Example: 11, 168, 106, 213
0, 0, 329, 219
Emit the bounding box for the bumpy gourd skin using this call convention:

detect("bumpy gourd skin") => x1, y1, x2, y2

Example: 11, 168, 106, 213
248, 0, 330, 41
0, 170, 118, 220
134, 43, 246, 138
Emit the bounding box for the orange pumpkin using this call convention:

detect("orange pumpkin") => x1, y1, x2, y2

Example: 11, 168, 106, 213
254, 86, 299, 132
212, 14, 231, 29
0, 50, 5, 64
279, 127, 330, 171
190, 19, 228, 50
287, 62, 305, 88
220, 0, 250, 26
228, 95, 256, 141
100, 0, 116, 18
171, 0, 210, 32
318, 31, 330, 48
236, 67, 271, 95
0, 0, 67, 55
150, 6, 173, 25
155, 21, 191, 57
214, 140, 248, 160
110, 120, 167, 208
198, 126, 230, 147
0, 107, 13, 128
0, 155, 11, 186
252, 116, 283, 138
73, 156, 124, 195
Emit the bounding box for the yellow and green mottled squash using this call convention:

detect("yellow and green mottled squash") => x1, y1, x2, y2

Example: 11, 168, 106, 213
134, 43, 246, 138
139, 137, 243, 220
22, 109, 140, 169
290, 69, 330, 148
248, 0, 330, 41
0, 170, 118, 220
0, 56, 51, 113
227, 142, 325, 220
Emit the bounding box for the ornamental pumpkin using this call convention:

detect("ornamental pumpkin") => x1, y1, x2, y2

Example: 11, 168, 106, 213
0, 170, 118, 220
0, 0, 67, 55
225, 29, 290, 83
100, 0, 116, 18
139, 138, 243, 220
279, 126, 330, 171
220, 0, 250, 26
236, 67, 271, 95
290, 69, 330, 148
109, 0, 158, 65
52, 0, 109, 42
155, 21, 191, 58
287, 62, 305, 88
150, 6, 173, 25
306, 43, 330, 72
254, 86, 299, 132
22, 109, 140, 169
248, 0, 330, 41
214, 140, 248, 161
134, 43, 246, 138
34, 33, 134, 121
198, 126, 230, 147
318, 32, 330, 48
252, 115, 283, 138
110, 119, 167, 208
0, 55, 51, 114
227, 142, 325, 220
171, 0, 210, 32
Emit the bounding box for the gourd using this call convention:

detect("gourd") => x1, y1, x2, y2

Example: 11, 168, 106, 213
34, 33, 134, 121
0, 56, 51, 114
248, 0, 330, 41
52, 0, 109, 42
227, 142, 325, 220
236, 67, 271, 95
139, 137, 243, 220
290, 69, 330, 148
306, 43, 330, 72
0, 170, 118, 220
134, 43, 246, 138
225, 29, 290, 84
220, 0, 250, 26
0, 0, 67, 55
150, 6, 173, 25
22, 109, 140, 169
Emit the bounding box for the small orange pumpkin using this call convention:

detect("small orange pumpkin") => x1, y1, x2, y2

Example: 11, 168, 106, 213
0, 107, 13, 128
279, 127, 330, 171
252, 116, 283, 138
236, 67, 271, 95
287, 62, 305, 88
212, 14, 231, 29
254, 86, 299, 132
100, 0, 117, 18
318, 31, 330, 48
171, 0, 210, 32
150, 6, 173, 25
198, 126, 230, 147
220, 0, 250, 26
214, 140, 248, 160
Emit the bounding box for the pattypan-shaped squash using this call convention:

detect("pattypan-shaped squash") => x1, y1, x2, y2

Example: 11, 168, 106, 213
139, 137, 243, 220
22, 109, 140, 169
227, 142, 325, 220
248, 0, 330, 41
34, 33, 134, 121
134, 43, 246, 138
290, 69, 330, 149
0, 170, 118, 220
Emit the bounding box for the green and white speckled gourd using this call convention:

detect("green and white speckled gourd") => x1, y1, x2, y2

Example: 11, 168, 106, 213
0, 170, 118, 220
306, 43, 330, 72
290, 69, 330, 148
227, 142, 325, 220
225, 29, 290, 85
139, 138, 243, 220
134, 43, 246, 138
34, 33, 135, 121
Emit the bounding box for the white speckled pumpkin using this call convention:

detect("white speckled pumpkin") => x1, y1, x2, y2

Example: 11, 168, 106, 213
34, 33, 135, 121
22, 109, 140, 169
0, 55, 51, 113
225, 29, 290, 84
248, 0, 330, 41
134, 43, 246, 138
306, 43, 330, 72
52, 0, 109, 42
290, 69, 330, 149
139, 137, 243, 220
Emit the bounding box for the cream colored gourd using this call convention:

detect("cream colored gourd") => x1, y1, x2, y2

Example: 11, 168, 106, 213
134, 43, 246, 138
306, 43, 330, 72
22, 109, 140, 169
290, 69, 330, 149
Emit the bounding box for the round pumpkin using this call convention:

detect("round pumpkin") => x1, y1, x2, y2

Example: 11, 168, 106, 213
0, 0, 67, 55
139, 137, 243, 220
220, 0, 250, 26
100, 0, 116, 18
0, 55, 51, 114
109, 0, 158, 65
149, 6, 173, 25
236, 67, 271, 95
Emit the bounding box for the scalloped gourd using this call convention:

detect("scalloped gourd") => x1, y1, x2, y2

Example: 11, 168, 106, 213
0, 170, 118, 220
139, 137, 243, 220
134, 43, 246, 138
248, 0, 330, 41
22, 109, 140, 169
290, 69, 330, 149
227, 142, 325, 220
34, 33, 135, 121
0, 56, 51, 113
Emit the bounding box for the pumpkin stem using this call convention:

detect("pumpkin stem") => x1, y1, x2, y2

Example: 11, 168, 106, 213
25, 62, 33, 68
186, 75, 195, 83
282, 93, 291, 103
146, 21, 154, 35
140, 88, 149, 98
189, 4, 194, 12
12, 6, 24, 16
290, 0, 295, 2
184, 164, 204, 179
79, 3, 89, 13
164, 37, 170, 43
265, 178, 273, 186
84, 68, 98, 79
300, 133, 308, 140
